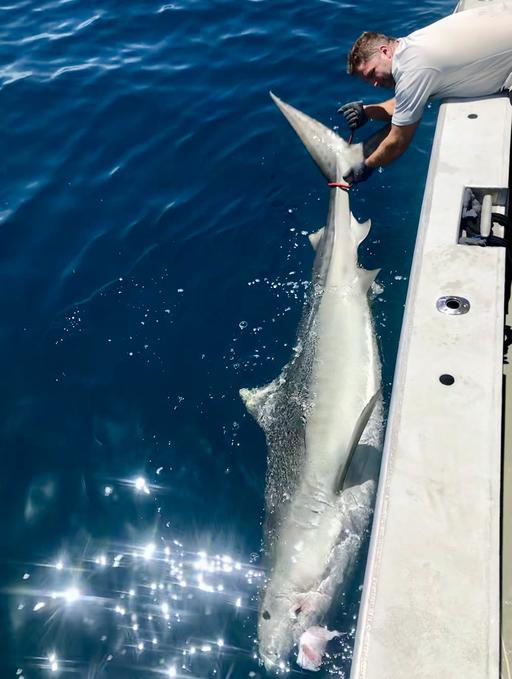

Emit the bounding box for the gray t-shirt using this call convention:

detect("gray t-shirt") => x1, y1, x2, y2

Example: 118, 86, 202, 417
391, 2, 512, 126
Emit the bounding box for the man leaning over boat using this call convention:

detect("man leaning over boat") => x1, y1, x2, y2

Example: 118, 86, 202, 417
341, 3, 512, 184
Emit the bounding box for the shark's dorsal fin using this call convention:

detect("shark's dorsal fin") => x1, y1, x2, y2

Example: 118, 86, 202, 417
308, 227, 325, 251
334, 390, 381, 492
350, 215, 372, 246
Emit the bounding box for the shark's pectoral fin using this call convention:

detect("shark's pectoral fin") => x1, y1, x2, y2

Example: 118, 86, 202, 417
240, 384, 272, 420
240, 377, 283, 425
335, 390, 381, 492
308, 227, 325, 251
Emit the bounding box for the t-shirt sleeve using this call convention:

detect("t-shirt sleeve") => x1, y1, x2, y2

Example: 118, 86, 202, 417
392, 67, 439, 126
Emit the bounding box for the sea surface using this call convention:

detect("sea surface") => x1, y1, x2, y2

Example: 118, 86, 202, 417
0, 0, 454, 676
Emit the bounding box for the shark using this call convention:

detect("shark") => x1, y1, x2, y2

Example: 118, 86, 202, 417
239, 94, 385, 671
268, 92, 389, 183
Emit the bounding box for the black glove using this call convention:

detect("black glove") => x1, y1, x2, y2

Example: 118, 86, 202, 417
343, 160, 373, 185
338, 100, 368, 130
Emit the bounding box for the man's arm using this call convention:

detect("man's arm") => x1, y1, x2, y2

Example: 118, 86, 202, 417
343, 120, 419, 184
365, 121, 419, 167
364, 98, 396, 121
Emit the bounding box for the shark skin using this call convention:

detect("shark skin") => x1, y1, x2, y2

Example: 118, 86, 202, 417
240, 97, 384, 672
269, 92, 389, 183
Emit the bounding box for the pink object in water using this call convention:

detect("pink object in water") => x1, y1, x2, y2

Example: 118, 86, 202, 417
297, 626, 340, 671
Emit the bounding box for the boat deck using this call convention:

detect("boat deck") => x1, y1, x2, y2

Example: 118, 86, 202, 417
349, 1, 512, 672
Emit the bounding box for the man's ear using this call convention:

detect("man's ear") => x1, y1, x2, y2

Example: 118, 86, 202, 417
379, 44, 392, 59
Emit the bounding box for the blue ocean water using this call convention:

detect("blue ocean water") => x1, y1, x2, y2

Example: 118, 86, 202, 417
0, 0, 453, 676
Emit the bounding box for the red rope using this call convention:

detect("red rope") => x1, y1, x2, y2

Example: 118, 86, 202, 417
328, 182, 351, 190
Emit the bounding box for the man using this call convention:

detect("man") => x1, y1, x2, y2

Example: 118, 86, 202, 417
340, 3, 512, 184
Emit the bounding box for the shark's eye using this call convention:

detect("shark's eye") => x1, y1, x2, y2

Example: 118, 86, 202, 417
293, 606, 302, 617
262, 610, 271, 620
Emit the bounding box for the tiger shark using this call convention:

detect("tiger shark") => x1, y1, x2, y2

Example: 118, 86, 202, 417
240, 94, 385, 671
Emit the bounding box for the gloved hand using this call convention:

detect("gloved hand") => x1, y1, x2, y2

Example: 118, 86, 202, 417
337, 100, 368, 130
343, 160, 373, 185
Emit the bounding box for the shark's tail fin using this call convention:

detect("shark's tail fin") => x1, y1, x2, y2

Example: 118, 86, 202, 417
270, 92, 353, 182
270, 92, 391, 180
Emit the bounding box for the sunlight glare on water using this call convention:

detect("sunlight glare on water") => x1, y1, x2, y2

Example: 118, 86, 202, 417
11, 476, 264, 677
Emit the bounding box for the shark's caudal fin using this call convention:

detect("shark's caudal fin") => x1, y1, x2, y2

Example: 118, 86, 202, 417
335, 390, 381, 491
362, 124, 391, 158
270, 92, 390, 182
270, 92, 352, 182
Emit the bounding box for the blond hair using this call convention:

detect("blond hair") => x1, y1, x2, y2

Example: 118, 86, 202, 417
346, 31, 396, 75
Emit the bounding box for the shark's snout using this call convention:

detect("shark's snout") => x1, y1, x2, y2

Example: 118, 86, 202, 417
258, 594, 297, 673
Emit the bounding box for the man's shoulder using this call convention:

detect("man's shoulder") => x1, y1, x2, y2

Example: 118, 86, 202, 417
393, 38, 438, 78
394, 38, 427, 64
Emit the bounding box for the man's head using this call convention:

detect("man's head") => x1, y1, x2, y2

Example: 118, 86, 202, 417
347, 32, 398, 88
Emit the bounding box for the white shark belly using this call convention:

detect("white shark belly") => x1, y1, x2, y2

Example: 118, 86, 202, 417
304, 288, 380, 483
271, 489, 345, 588
267, 289, 380, 590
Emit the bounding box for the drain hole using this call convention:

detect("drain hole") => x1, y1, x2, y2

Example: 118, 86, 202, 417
440, 374, 455, 386
468, 113, 478, 119
436, 296, 470, 315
